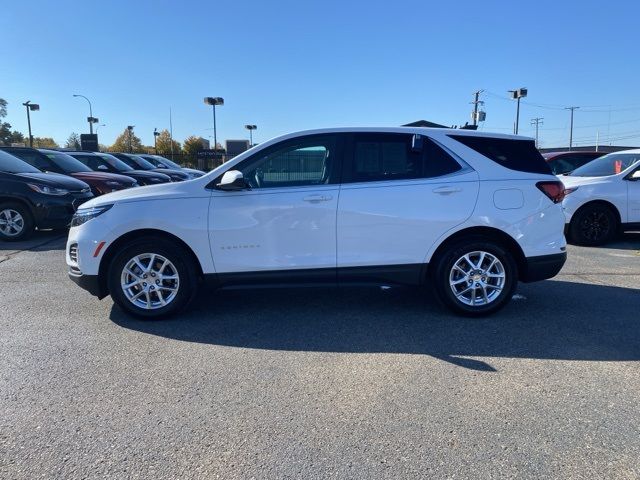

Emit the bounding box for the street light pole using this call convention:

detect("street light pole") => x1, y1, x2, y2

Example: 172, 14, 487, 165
73, 94, 94, 134
245, 124, 257, 146
22, 100, 39, 148
204, 97, 224, 159
508, 88, 528, 135
153, 128, 160, 154
127, 125, 134, 153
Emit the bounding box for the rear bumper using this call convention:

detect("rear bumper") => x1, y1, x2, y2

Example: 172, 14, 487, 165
521, 251, 567, 282
68, 270, 105, 298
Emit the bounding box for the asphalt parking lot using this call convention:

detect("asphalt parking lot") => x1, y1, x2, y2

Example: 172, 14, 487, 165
1, 232, 639, 479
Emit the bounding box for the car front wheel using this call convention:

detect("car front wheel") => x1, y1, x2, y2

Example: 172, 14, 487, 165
0, 202, 34, 241
433, 239, 518, 316
569, 203, 618, 246
108, 238, 198, 318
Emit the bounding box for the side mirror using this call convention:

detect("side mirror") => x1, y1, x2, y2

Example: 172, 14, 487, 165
216, 170, 249, 191
97, 165, 108, 171
629, 170, 640, 180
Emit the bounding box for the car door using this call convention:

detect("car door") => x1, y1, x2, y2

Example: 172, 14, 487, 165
209, 133, 344, 278
336, 132, 479, 283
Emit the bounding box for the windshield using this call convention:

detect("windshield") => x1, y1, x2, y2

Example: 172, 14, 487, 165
569, 153, 640, 177
152, 155, 182, 169
127, 155, 156, 170
98, 154, 134, 171
0, 149, 41, 173
43, 151, 93, 173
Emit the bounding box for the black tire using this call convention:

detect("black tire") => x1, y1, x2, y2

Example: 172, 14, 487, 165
107, 238, 199, 319
569, 203, 618, 246
432, 238, 518, 316
0, 201, 34, 242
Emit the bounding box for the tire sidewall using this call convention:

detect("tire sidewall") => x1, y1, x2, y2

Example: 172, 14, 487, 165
0, 202, 34, 242
434, 239, 518, 316
108, 239, 197, 319
569, 204, 617, 246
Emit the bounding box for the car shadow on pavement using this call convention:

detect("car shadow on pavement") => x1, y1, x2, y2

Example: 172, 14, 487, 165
110, 279, 640, 372
0, 230, 66, 252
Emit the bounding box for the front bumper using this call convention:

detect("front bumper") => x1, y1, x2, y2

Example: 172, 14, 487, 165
34, 192, 94, 229
521, 251, 567, 282
68, 269, 106, 298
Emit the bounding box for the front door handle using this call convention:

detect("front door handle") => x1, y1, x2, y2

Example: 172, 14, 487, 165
303, 194, 332, 203
432, 186, 462, 195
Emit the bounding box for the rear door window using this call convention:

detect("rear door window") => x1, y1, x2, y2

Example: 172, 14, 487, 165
346, 133, 462, 183
450, 135, 552, 174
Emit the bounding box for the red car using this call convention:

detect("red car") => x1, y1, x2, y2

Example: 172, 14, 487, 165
542, 151, 605, 175
0, 147, 138, 195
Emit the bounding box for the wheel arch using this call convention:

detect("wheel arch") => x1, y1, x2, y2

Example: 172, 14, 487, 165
571, 199, 621, 226
98, 228, 204, 296
428, 226, 528, 282
0, 196, 36, 219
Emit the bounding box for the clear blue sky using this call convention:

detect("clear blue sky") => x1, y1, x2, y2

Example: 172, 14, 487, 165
2, 0, 640, 149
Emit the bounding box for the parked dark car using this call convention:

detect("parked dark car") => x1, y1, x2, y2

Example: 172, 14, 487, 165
0, 149, 93, 241
138, 153, 205, 178
66, 151, 172, 186
110, 153, 190, 182
542, 151, 605, 175
1, 147, 138, 196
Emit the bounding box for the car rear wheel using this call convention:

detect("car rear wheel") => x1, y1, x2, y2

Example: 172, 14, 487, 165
0, 202, 34, 241
108, 238, 198, 318
433, 238, 518, 316
569, 203, 618, 246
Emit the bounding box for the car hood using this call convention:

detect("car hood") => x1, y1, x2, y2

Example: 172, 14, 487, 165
16, 171, 91, 190
559, 175, 612, 188
78, 180, 202, 209
126, 170, 172, 181
154, 168, 189, 180
183, 167, 206, 177
70, 171, 137, 184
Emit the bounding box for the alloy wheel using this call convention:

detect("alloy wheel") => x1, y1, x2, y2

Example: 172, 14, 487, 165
0, 209, 25, 237
120, 253, 180, 310
449, 251, 506, 306
579, 211, 610, 242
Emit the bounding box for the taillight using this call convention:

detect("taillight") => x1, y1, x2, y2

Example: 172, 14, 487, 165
536, 181, 567, 203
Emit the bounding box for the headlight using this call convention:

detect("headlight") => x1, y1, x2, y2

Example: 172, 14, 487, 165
27, 183, 70, 196
70, 204, 113, 227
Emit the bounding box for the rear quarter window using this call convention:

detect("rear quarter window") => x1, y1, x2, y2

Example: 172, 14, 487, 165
450, 135, 552, 175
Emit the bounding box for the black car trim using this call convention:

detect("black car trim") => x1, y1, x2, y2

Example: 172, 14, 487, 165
520, 252, 567, 283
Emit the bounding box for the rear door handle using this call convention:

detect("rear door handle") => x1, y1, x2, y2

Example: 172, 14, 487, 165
432, 186, 462, 195
303, 194, 333, 203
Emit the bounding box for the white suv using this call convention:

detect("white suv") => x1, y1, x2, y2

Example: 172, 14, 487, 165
560, 149, 640, 245
66, 128, 567, 318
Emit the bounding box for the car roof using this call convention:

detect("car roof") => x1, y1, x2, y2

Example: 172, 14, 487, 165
276, 126, 532, 141
542, 150, 603, 159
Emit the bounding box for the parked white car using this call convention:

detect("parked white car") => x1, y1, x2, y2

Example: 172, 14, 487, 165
66, 127, 567, 318
560, 150, 640, 245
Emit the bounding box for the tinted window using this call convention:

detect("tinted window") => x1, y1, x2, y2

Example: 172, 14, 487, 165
125, 155, 156, 170
145, 155, 182, 169
549, 154, 601, 174
0, 149, 41, 173
349, 133, 461, 182
450, 135, 552, 174
43, 151, 93, 173
239, 135, 338, 188
570, 153, 640, 177
3, 148, 61, 173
